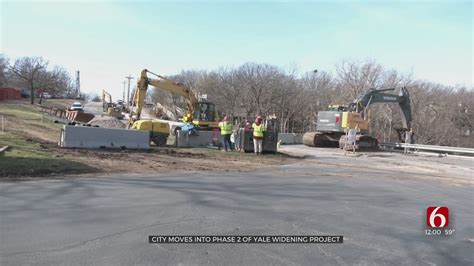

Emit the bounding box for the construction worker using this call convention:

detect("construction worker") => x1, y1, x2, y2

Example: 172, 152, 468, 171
252, 116, 265, 155
218, 116, 233, 151
183, 113, 193, 123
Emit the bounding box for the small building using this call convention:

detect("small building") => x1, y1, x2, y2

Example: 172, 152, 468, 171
0, 87, 21, 101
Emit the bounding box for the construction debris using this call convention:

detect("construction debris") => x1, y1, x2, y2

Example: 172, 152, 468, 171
0, 146, 10, 153
89, 116, 126, 128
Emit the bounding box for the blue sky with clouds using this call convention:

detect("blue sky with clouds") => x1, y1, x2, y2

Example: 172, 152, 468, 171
1, 1, 472, 98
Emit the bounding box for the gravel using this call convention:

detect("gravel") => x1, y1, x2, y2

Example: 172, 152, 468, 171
88, 116, 126, 128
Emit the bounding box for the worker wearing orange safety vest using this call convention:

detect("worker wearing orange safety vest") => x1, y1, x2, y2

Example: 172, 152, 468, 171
218, 116, 233, 151
252, 116, 265, 155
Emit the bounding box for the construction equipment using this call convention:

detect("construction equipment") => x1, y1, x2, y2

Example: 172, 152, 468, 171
129, 69, 220, 131
303, 87, 412, 149
102, 90, 123, 119
131, 120, 170, 146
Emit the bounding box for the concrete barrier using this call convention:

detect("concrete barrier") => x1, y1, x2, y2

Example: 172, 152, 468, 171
176, 130, 221, 147
278, 133, 304, 145
60, 125, 149, 149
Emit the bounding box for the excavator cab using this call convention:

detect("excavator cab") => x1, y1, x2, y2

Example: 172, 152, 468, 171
193, 102, 219, 127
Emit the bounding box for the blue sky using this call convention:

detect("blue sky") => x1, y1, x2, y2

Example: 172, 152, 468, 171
1, 1, 472, 99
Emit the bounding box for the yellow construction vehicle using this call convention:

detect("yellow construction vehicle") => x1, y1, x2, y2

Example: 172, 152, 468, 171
131, 119, 169, 146
102, 90, 123, 119
129, 69, 220, 131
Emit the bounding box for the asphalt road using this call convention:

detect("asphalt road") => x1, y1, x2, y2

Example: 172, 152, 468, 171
83, 102, 103, 115
1, 148, 473, 265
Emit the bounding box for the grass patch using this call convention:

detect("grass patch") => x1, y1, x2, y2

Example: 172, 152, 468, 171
0, 133, 50, 158
0, 103, 40, 120
0, 133, 97, 177
0, 103, 63, 132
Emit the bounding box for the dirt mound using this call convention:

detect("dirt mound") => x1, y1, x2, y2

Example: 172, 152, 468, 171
89, 116, 125, 128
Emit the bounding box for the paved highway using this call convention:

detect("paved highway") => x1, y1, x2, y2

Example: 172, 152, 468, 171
1, 148, 473, 265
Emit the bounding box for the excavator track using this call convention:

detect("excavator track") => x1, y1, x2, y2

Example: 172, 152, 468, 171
339, 135, 379, 150
303, 132, 379, 150
303, 132, 343, 147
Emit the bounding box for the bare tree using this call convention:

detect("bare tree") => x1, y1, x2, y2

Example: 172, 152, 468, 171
335, 60, 384, 101
141, 60, 472, 147
37, 66, 73, 104
8, 57, 49, 104
0, 54, 10, 87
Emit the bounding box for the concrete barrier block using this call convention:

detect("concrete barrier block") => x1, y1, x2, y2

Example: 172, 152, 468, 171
176, 130, 220, 147
294, 134, 303, 144
61, 125, 149, 149
278, 133, 304, 145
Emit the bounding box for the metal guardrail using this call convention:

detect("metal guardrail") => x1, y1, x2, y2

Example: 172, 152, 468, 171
380, 142, 474, 155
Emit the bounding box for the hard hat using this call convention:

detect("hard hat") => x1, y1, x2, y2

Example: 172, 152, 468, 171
256, 116, 263, 122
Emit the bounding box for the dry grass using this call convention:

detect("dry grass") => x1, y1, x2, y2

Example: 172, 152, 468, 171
0, 132, 96, 178
0, 101, 298, 179
0, 102, 62, 142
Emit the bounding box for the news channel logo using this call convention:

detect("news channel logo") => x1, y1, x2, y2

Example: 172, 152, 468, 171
425, 206, 455, 236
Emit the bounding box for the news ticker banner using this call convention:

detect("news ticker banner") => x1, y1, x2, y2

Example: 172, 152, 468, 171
149, 235, 343, 244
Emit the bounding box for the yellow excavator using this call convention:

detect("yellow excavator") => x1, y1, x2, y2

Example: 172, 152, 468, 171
102, 90, 123, 119
128, 69, 220, 145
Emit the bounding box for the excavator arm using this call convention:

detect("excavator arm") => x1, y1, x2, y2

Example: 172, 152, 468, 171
129, 69, 201, 127
348, 87, 412, 130
146, 74, 199, 115
102, 89, 113, 112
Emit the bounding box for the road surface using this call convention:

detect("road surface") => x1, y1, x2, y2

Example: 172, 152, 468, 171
1, 146, 473, 265
83, 102, 103, 116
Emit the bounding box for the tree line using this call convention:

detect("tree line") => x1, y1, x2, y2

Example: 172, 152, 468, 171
0, 55, 82, 104
151, 61, 473, 147
1, 54, 471, 147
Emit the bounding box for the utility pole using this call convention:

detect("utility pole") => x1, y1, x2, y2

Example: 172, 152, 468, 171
312, 69, 318, 131
75, 71, 80, 99
122, 80, 126, 102
125, 75, 134, 110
